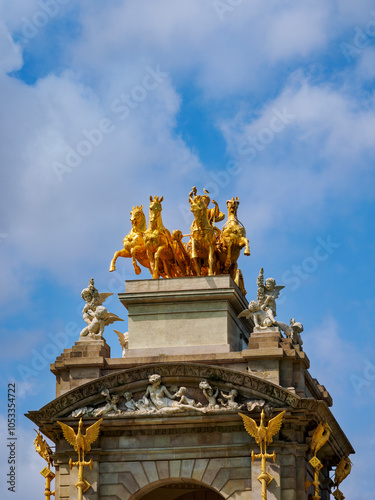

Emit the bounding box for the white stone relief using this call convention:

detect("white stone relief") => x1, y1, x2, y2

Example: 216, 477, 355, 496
70, 374, 272, 418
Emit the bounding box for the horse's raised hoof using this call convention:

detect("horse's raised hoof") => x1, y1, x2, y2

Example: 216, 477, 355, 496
244, 250, 251, 256
109, 265, 116, 272
134, 265, 141, 275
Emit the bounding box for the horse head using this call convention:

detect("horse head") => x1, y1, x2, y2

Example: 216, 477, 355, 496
226, 197, 240, 217
130, 205, 146, 231
149, 195, 164, 227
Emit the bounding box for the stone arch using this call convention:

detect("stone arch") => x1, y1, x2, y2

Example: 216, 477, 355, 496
100, 457, 251, 499
130, 478, 225, 500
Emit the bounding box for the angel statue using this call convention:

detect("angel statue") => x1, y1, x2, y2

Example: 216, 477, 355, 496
238, 409, 286, 455
113, 330, 129, 357
79, 278, 123, 339
257, 268, 284, 325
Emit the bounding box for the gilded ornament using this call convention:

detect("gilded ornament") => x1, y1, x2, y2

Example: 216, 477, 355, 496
57, 418, 102, 500
239, 409, 285, 500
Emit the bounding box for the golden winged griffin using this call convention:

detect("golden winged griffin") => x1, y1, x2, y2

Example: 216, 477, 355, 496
109, 188, 250, 292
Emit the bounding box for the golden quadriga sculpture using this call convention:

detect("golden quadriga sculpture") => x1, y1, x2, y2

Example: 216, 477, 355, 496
109, 188, 250, 292
239, 409, 285, 500
57, 418, 102, 500
34, 430, 55, 499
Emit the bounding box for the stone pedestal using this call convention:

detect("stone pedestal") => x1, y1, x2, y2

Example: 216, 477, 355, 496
119, 275, 251, 357
51, 339, 110, 396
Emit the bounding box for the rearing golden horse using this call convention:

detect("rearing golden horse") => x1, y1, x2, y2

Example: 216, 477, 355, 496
144, 196, 176, 279
109, 205, 150, 275
217, 197, 250, 280
188, 194, 217, 276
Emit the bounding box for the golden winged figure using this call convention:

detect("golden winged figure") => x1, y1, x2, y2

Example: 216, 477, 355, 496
334, 456, 353, 488
238, 409, 286, 454
310, 420, 331, 457
33, 430, 54, 467
57, 418, 102, 463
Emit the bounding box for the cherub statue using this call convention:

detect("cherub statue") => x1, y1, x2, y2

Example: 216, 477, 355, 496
174, 387, 206, 412
238, 300, 274, 328
257, 268, 284, 324
199, 380, 219, 409
93, 389, 121, 417
122, 392, 138, 412
113, 330, 129, 357
218, 389, 243, 410
81, 278, 111, 325
238, 269, 284, 328
80, 306, 123, 340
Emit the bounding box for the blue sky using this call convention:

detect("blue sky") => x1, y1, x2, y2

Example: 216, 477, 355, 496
1, 0, 375, 498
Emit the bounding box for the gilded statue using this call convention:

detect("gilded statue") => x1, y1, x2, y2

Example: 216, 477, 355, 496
334, 456, 352, 489
109, 205, 151, 275
57, 418, 102, 500
217, 197, 250, 279
239, 409, 285, 455
144, 196, 179, 279
34, 431, 55, 499
57, 418, 102, 463
305, 421, 332, 500
34, 430, 54, 467
239, 409, 286, 500
332, 455, 352, 499
108, 188, 250, 289
188, 192, 217, 276
310, 420, 331, 457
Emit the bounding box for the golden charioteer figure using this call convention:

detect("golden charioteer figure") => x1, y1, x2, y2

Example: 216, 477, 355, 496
109, 187, 250, 292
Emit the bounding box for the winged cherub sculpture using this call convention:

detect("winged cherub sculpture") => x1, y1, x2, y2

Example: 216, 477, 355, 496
57, 418, 102, 463
79, 278, 123, 339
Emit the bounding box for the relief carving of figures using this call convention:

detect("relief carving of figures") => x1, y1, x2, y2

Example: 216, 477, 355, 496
79, 278, 123, 340
218, 389, 244, 410
199, 380, 219, 409
70, 375, 263, 418
92, 389, 121, 417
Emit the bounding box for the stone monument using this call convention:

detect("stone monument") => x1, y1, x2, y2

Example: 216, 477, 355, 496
27, 189, 354, 500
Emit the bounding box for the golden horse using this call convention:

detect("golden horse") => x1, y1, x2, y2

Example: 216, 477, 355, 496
188, 194, 217, 276
144, 196, 177, 279
109, 205, 150, 275
217, 197, 250, 280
